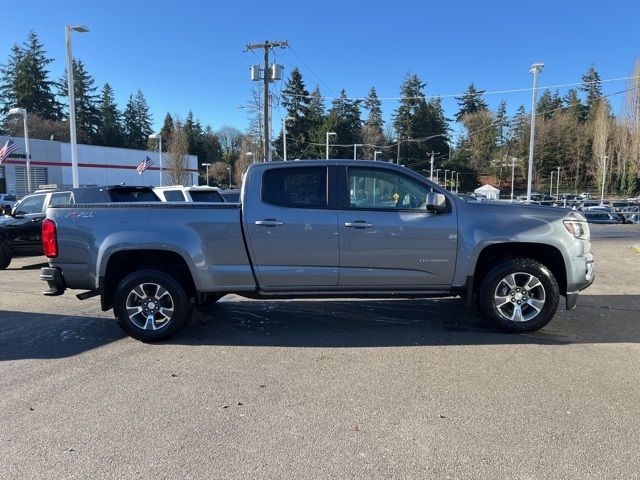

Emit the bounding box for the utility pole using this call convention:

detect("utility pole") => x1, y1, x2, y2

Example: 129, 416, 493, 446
550, 170, 554, 197
556, 166, 560, 199
246, 40, 288, 162
427, 151, 439, 181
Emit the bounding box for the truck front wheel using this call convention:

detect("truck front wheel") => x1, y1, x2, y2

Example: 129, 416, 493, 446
113, 269, 192, 342
477, 257, 559, 333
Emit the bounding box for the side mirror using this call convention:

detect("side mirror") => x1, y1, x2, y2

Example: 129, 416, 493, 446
425, 192, 447, 213
0, 205, 10, 216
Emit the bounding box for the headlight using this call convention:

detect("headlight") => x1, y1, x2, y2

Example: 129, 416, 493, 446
564, 219, 589, 239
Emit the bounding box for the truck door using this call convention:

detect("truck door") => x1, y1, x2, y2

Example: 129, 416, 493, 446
337, 166, 457, 288
243, 165, 339, 289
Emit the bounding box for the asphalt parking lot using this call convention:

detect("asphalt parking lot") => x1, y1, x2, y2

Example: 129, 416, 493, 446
1, 224, 639, 479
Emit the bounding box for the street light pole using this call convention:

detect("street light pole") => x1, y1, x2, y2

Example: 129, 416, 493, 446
148, 134, 162, 186
435, 169, 441, 185
353, 144, 363, 160
556, 166, 560, 199
8, 108, 31, 192
430, 152, 436, 181
65, 25, 89, 188
374, 150, 382, 161
600, 155, 608, 205
326, 132, 336, 160
444, 170, 449, 190
510, 157, 515, 202
456, 172, 460, 194
526, 62, 544, 202
451, 171, 456, 192
227, 166, 232, 187
550, 170, 554, 197
202, 162, 211, 186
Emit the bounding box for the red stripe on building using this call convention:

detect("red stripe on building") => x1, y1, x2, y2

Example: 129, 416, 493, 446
3, 159, 199, 173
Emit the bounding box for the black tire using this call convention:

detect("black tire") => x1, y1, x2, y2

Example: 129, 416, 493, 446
113, 269, 192, 342
477, 257, 559, 333
0, 250, 10, 270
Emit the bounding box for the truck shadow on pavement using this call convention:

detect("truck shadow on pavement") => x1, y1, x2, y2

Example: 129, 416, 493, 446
1, 294, 638, 360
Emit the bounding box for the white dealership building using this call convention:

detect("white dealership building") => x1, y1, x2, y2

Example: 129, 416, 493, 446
0, 135, 199, 196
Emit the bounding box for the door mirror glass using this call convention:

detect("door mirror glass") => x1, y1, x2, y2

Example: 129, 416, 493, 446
425, 192, 447, 213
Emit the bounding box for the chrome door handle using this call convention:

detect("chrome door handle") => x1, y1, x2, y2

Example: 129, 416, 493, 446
344, 221, 373, 229
255, 219, 284, 227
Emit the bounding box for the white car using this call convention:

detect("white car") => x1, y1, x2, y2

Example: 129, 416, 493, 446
153, 185, 225, 203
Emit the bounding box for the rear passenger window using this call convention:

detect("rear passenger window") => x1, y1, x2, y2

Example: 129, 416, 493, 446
49, 192, 74, 207
262, 167, 327, 208
164, 190, 186, 201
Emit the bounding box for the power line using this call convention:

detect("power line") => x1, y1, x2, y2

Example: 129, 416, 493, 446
281, 75, 640, 101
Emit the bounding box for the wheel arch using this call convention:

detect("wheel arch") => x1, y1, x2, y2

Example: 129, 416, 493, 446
472, 242, 567, 296
101, 249, 197, 311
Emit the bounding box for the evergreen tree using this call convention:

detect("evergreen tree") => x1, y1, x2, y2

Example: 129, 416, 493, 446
133, 89, 153, 141
159, 113, 174, 151
123, 89, 153, 149
454, 83, 488, 122
323, 89, 361, 158
393, 73, 449, 164
580, 65, 603, 116
0, 31, 60, 119
303, 85, 327, 159
97, 83, 123, 147
494, 100, 509, 148
59, 59, 100, 143
363, 86, 383, 132
563, 88, 585, 122
275, 68, 311, 159
123, 95, 139, 149
536, 89, 562, 120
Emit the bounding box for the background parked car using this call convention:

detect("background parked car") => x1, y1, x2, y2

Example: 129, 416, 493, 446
0, 185, 159, 270
583, 211, 622, 224
154, 185, 225, 203
0, 193, 17, 212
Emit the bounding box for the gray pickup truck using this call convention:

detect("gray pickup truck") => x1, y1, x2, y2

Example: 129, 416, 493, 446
40, 160, 594, 341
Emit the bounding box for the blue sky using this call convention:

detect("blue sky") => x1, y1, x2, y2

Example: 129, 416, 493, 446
2, 0, 639, 139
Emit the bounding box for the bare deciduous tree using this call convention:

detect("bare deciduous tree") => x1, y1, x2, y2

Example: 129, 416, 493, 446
164, 121, 190, 186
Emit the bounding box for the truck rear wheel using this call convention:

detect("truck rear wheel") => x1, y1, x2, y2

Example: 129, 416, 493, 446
477, 257, 559, 333
113, 269, 192, 342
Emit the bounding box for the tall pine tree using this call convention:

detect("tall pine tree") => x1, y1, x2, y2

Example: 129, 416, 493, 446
58, 59, 100, 143
123, 89, 153, 149
0, 31, 60, 119
96, 83, 123, 147
454, 83, 488, 122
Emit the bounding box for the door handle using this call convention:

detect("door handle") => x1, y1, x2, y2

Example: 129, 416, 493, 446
344, 221, 373, 229
255, 219, 284, 227
30, 218, 42, 223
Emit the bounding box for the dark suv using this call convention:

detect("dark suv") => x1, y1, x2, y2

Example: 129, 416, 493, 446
0, 185, 159, 269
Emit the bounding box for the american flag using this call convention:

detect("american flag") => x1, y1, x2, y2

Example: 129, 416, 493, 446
136, 156, 154, 174
0, 139, 19, 164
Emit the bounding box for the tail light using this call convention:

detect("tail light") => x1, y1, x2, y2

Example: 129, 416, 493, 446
42, 218, 58, 257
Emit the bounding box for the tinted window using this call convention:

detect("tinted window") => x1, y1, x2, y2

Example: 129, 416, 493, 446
164, 190, 186, 201
221, 191, 240, 202
190, 191, 224, 202
262, 167, 327, 208
108, 189, 159, 202
49, 192, 74, 207
14, 194, 46, 214
347, 168, 430, 210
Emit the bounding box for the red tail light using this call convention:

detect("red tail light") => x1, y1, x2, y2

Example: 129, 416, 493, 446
42, 219, 58, 258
